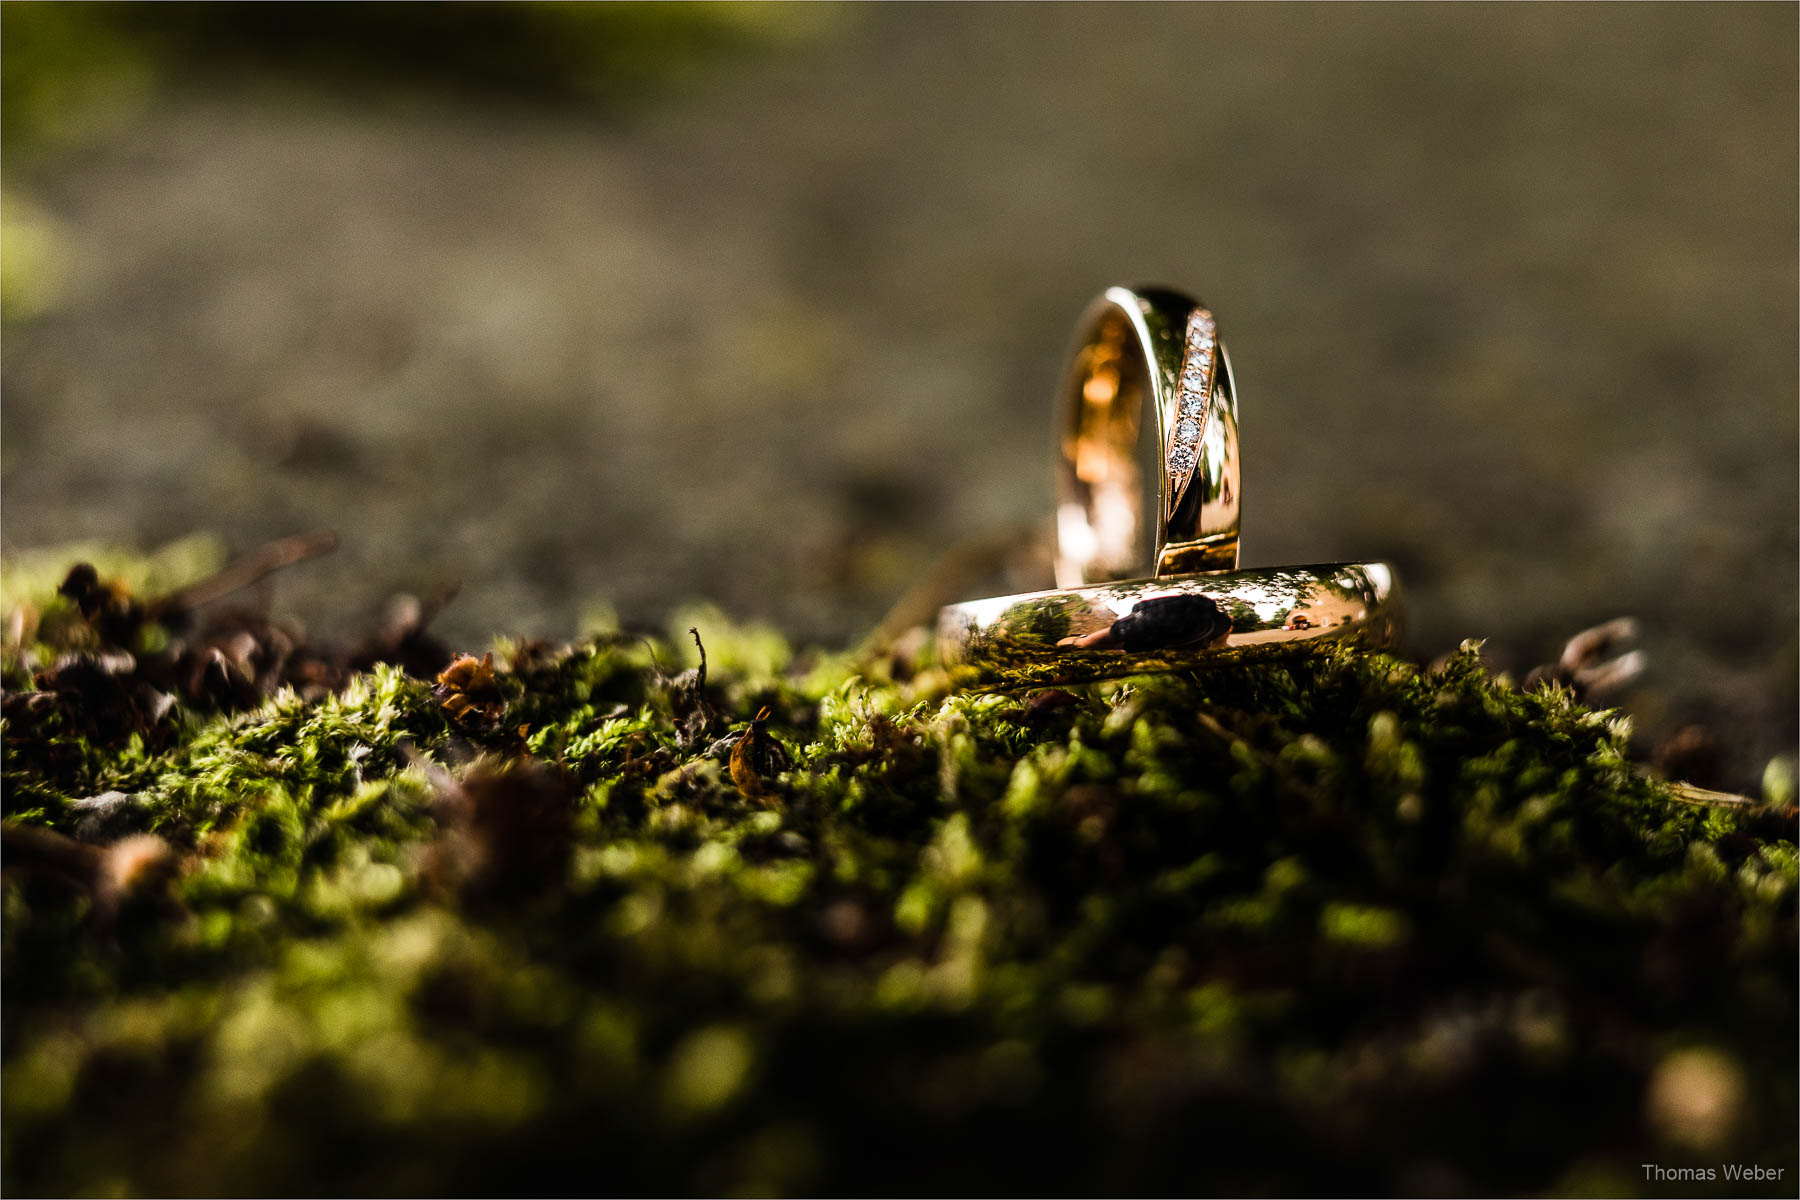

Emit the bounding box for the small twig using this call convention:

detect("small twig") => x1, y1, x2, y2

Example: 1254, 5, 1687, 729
1526, 616, 1644, 701
687, 626, 706, 686
159, 530, 340, 616
860, 521, 1047, 655
1659, 778, 1756, 809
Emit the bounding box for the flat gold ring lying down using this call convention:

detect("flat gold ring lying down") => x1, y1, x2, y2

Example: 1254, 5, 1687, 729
938, 563, 1399, 690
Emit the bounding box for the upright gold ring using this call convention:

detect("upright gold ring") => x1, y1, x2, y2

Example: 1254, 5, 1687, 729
1054, 285, 1240, 587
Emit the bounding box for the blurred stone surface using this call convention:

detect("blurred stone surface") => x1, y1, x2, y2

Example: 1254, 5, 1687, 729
3, 5, 1794, 781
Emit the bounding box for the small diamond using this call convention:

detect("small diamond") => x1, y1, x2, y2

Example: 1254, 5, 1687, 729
1182, 365, 1206, 389
1180, 391, 1206, 417
1169, 445, 1196, 472
1176, 417, 1201, 443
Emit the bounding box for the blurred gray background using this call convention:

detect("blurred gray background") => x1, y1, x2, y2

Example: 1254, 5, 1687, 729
3, 4, 1794, 784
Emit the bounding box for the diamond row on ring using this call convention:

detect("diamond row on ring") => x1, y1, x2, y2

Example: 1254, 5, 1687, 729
1166, 307, 1216, 506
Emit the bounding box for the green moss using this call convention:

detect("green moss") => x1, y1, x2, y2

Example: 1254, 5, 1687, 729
2, 553, 1795, 1196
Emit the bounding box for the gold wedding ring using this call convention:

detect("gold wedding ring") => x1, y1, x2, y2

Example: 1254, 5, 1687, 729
1054, 285, 1240, 586
938, 563, 1399, 690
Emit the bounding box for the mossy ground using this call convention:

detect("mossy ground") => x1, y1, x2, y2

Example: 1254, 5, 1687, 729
2, 550, 1795, 1197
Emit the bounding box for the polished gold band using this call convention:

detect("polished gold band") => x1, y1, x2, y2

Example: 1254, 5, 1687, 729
1054, 285, 1241, 587
938, 562, 1398, 690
